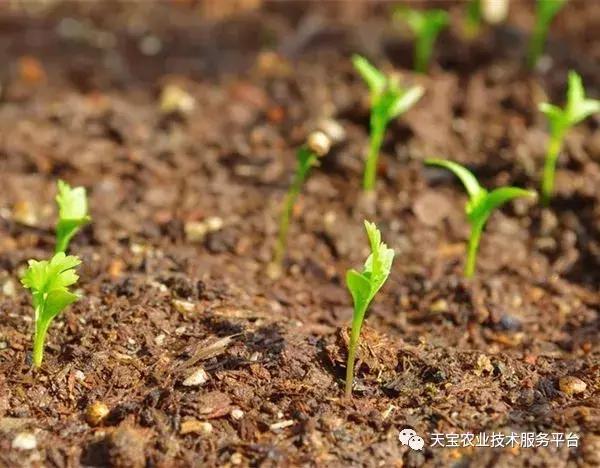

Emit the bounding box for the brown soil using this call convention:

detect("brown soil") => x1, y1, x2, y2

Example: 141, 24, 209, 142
0, 1, 599, 467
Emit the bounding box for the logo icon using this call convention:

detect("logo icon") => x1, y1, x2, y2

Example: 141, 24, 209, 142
399, 428, 425, 451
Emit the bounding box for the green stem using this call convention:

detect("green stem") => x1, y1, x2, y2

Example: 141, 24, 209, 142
363, 123, 385, 191
541, 134, 563, 207
273, 172, 307, 267
55, 235, 69, 254
414, 37, 430, 74
527, 21, 548, 68
465, 219, 484, 278
32, 315, 50, 368
345, 308, 366, 397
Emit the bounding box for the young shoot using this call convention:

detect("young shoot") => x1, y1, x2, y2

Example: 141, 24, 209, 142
21, 252, 81, 368
352, 55, 424, 191
272, 133, 331, 273
527, 0, 567, 68
395, 7, 449, 73
425, 159, 536, 278
55, 180, 91, 254
345, 221, 394, 397
539, 71, 599, 205
465, 0, 482, 38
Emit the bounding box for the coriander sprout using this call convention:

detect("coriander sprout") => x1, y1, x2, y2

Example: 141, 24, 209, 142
352, 55, 424, 191
55, 180, 91, 254
21, 252, 81, 368
272, 134, 331, 273
539, 71, 599, 205
395, 7, 449, 73
425, 159, 536, 277
345, 221, 394, 397
528, 0, 567, 68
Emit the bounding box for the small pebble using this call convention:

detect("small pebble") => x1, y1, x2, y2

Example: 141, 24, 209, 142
86, 401, 110, 426
182, 367, 208, 387
559, 376, 587, 395
172, 299, 195, 314
180, 419, 212, 435
12, 432, 37, 450
230, 408, 244, 420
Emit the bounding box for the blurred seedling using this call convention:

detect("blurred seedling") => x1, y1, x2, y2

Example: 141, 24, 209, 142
394, 7, 449, 73
270, 131, 333, 277
425, 159, 536, 277
352, 55, 423, 191
21, 253, 81, 368
345, 221, 394, 396
528, 0, 567, 68
539, 71, 599, 205
55, 180, 91, 254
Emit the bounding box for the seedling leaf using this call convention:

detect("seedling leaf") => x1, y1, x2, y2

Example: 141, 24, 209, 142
345, 221, 394, 396
528, 0, 567, 67
539, 71, 599, 205
425, 159, 535, 277
395, 7, 449, 73
353, 55, 423, 190
55, 180, 91, 253
21, 252, 81, 367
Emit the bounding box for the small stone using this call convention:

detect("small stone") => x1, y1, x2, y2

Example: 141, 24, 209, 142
269, 420, 294, 431
180, 419, 213, 435
160, 84, 195, 115
475, 355, 494, 376
154, 333, 166, 346
74, 370, 85, 381
172, 299, 195, 314
230, 408, 244, 420
230, 452, 243, 465
182, 367, 208, 387
430, 299, 448, 313
184, 217, 223, 243
559, 376, 587, 395
86, 401, 110, 426
1, 279, 16, 298
12, 432, 37, 450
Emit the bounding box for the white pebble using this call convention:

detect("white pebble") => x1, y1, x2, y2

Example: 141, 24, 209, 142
12, 432, 37, 450
182, 367, 208, 387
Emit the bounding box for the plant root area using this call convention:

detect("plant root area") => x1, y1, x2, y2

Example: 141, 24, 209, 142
0, 2, 599, 467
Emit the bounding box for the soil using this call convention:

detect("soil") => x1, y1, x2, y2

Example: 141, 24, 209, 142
0, 1, 599, 467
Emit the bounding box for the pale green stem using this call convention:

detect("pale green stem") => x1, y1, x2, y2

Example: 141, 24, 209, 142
345, 307, 367, 397
273, 172, 307, 267
541, 133, 564, 206
363, 122, 385, 191
55, 234, 70, 254
32, 313, 50, 368
465, 219, 484, 278
415, 36, 432, 74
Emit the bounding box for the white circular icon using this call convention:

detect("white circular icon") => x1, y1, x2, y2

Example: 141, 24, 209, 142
408, 435, 425, 451
399, 428, 417, 445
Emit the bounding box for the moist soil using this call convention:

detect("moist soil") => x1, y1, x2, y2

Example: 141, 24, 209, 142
0, 2, 599, 467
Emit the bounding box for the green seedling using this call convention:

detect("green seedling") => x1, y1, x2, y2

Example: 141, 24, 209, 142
21, 252, 81, 368
352, 55, 424, 191
465, 0, 482, 38
55, 180, 91, 254
395, 7, 449, 73
539, 71, 599, 205
345, 221, 394, 397
528, 0, 567, 68
425, 159, 536, 278
272, 146, 321, 270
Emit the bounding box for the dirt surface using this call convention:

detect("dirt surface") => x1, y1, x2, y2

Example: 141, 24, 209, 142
0, 1, 599, 467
